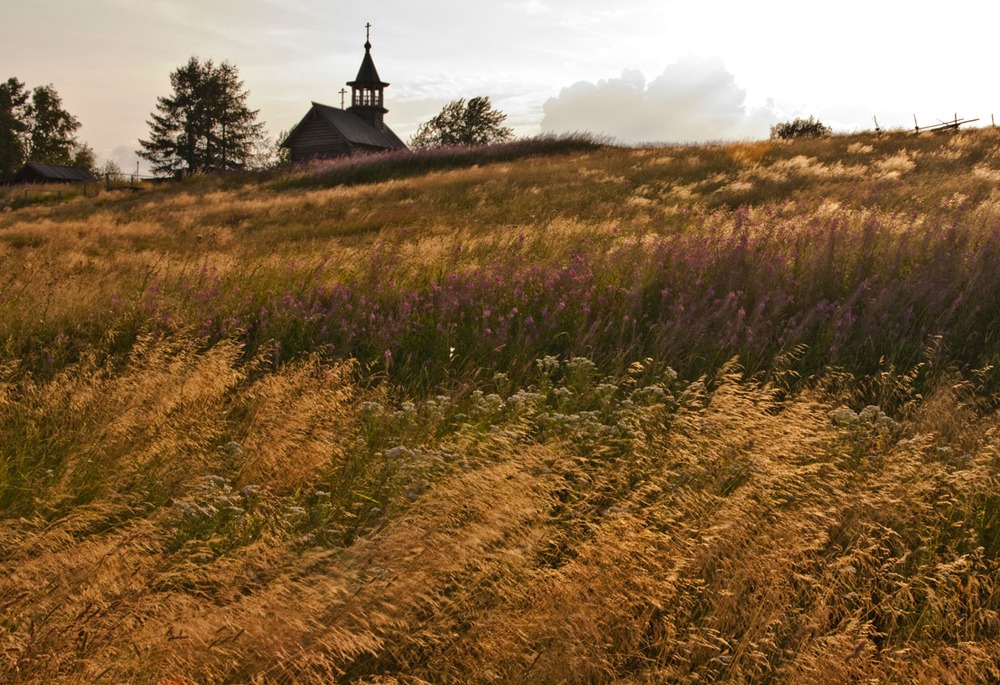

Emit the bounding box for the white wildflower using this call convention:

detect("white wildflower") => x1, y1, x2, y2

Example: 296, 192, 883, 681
830, 407, 859, 426
384, 446, 415, 460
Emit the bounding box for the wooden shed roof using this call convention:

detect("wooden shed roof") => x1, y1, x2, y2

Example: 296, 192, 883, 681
15, 162, 96, 183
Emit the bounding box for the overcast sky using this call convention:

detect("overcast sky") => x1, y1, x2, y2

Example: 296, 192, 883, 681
4, 1, 998, 171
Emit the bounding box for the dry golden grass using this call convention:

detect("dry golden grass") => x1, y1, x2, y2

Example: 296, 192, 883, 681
3, 129, 999, 323
2, 131, 1000, 682
2, 350, 998, 682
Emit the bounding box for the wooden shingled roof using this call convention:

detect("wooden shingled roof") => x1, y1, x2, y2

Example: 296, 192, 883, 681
281, 102, 407, 152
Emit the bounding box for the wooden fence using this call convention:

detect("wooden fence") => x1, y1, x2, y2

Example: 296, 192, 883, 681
104, 172, 161, 191
0, 181, 98, 209
0, 173, 173, 209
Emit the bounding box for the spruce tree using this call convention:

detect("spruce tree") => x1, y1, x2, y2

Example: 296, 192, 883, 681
139, 57, 265, 176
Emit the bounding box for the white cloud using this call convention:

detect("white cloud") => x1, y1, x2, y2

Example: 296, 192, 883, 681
540, 56, 780, 144
95, 145, 145, 175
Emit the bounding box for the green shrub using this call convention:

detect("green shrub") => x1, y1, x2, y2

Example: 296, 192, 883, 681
770, 116, 832, 140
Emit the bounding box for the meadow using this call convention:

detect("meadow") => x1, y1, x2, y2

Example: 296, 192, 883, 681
1, 130, 999, 683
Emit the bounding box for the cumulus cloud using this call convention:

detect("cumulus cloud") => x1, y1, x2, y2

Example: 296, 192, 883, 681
540, 56, 780, 144
103, 145, 143, 173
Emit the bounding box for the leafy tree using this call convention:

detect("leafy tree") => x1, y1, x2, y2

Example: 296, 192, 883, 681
0, 78, 30, 179
69, 143, 97, 175
0, 79, 95, 178
770, 116, 832, 140
28, 84, 83, 166
245, 129, 290, 171
269, 129, 292, 168
138, 57, 265, 176
100, 158, 124, 181
410, 96, 514, 148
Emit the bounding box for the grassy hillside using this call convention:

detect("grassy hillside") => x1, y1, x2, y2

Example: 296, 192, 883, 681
1, 131, 999, 683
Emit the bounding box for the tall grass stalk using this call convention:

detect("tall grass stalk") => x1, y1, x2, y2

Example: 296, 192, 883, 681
2, 129, 1000, 682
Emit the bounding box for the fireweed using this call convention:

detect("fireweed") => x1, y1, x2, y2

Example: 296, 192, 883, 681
3, 132, 1000, 683
121, 206, 1000, 393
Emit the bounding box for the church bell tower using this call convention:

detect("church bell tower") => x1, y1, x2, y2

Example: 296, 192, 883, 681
347, 23, 390, 129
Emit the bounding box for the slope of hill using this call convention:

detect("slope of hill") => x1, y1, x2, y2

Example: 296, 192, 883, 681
1, 132, 999, 683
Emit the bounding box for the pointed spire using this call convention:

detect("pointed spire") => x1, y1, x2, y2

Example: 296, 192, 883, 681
347, 21, 389, 127
349, 22, 388, 87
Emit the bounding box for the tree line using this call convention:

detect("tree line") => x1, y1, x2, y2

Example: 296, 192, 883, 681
2, 57, 514, 182
0, 78, 95, 179
5, 54, 840, 183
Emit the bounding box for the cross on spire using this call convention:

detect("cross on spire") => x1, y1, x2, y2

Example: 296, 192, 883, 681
347, 23, 389, 125
365, 22, 372, 43
339, 88, 348, 109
